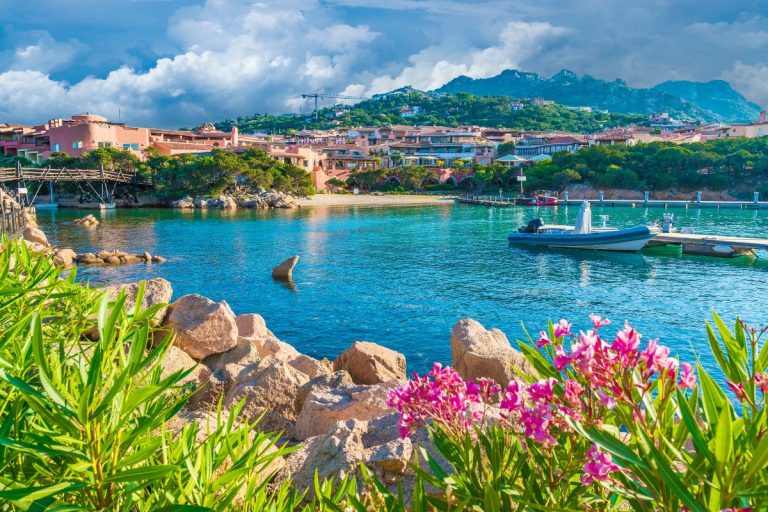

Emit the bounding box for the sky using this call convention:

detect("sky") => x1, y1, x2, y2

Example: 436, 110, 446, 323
1, 0, 767, 128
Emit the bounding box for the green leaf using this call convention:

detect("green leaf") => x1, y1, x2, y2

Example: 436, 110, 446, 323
104, 464, 177, 483
0, 482, 82, 502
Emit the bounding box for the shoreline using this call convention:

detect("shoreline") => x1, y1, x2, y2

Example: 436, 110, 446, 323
295, 194, 453, 207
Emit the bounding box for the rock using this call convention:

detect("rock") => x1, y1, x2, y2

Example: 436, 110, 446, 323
21, 226, 48, 247
217, 195, 237, 209
163, 294, 238, 360
294, 380, 396, 440
105, 277, 173, 324
236, 313, 274, 339
272, 255, 299, 280
450, 318, 535, 387
191, 337, 264, 408
289, 354, 331, 379
282, 414, 412, 498
105, 256, 122, 265
151, 255, 167, 263
160, 345, 205, 386
333, 341, 406, 385
76, 252, 99, 264
224, 356, 309, 436
295, 370, 355, 413
54, 248, 77, 268
120, 254, 142, 264
172, 196, 195, 208
142, 251, 152, 262
74, 214, 99, 227
193, 197, 209, 208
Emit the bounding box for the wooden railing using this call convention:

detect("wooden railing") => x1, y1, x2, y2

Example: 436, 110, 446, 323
0, 204, 30, 237
0, 167, 151, 185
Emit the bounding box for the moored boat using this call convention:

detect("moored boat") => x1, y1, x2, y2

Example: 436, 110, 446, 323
507, 201, 658, 252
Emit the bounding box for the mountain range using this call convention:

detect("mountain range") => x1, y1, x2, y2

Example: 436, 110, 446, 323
435, 69, 763, 123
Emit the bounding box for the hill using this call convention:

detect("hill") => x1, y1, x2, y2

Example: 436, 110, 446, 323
436, 69, 762, 122
217, 89, 646, 134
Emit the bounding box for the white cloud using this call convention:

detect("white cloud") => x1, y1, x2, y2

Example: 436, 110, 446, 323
722, 61, 768, 109
3, 31, 87, 74
358, 21, 568, 94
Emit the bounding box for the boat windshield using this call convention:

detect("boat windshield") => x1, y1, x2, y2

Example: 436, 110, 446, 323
574, 202, 592, 234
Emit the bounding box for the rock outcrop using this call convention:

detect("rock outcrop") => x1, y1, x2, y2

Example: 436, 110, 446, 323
333, 341, 406, 385
294, 379, 397, 440
272, 256, 299, 280
21, 226, 48, 247
172, 192, 298, 210
172, 196, 195, 208
163, 294, 239, 360
73, 250, 165, 266
105, 277, 173, 324
450, 318, 535, 386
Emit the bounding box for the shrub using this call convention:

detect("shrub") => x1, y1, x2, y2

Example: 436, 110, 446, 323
390, 314, 768, 511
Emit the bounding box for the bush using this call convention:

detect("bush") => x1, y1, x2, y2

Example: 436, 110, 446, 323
389, 315, 768, 511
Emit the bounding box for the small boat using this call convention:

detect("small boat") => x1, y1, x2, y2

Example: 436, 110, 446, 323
514, 194, 559, 206
507, 201, 658, 252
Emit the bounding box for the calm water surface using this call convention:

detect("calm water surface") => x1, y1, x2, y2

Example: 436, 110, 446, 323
37, 201, 768, 377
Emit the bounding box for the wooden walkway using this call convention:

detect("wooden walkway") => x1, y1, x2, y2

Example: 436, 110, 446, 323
0, 165, 150, 205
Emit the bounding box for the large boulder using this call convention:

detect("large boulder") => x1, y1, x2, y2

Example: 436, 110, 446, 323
333, 341, 406, 385
160, 345, 206, 387
282, 414, 413, 498
450, 318, 535, 387
189, 337, 264, 409
106, 277, 173, 324
294, 380, 396, 440
172, 196, 195, 208
236, 313, 274, 339
163, 294, 238, 360
224, 356, 310, 437
21, 226, 48, 246
272, 256, 298, 280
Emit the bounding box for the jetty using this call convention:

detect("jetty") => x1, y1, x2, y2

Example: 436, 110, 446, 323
456, 194, 768, 210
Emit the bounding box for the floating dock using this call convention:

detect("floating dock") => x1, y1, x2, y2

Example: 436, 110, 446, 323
649, 233, 768, 257
456, 195, 768, 210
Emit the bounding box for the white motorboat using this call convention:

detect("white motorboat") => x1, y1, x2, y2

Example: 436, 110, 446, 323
507, 201, 659, 252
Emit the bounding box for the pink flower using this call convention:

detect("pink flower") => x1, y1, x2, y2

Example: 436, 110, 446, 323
755, 373, 768, 395
582, 445, 620, 485
611, 322, 641, 358
477, 377, 501, 402
500, 379, 526, 412
528, 378, 557, 404
589, 313, 611, 331
727, 380, 747, 402
641, 338, 671, 373
563, 379, 584, 405
537, 331, 551, 348
678, 363, 696, 390
554, 319, 572, 338
554, 345, 571, 371
597, 389, 617, 409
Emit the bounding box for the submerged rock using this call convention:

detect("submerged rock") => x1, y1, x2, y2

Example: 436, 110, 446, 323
272, 255, 299, 280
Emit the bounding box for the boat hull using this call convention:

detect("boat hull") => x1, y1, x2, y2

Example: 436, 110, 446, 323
508, 225, 657, 252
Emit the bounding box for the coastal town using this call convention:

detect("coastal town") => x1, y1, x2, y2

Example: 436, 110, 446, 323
2, 105, 768, 194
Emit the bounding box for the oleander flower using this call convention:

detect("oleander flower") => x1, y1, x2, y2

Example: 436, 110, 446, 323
678, 362, 697, 390
554, 319, 572, 338
589, 313, 611, 331
582, 445, 620, 485
537, 330, 552, 348
727, 380, 747, 401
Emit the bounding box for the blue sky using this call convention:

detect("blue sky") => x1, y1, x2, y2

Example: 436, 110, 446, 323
1, 0, 767, 127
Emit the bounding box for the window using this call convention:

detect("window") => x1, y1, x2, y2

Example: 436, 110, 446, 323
98, 141, 113, 148
72, 141, 83, 149
122, 143, 140, 150
53, 144, 59, 152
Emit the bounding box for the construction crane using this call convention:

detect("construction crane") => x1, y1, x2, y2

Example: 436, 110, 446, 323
301, 93, 367, 119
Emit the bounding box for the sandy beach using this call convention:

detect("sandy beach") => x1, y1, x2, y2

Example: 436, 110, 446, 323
296, 193, 454, 207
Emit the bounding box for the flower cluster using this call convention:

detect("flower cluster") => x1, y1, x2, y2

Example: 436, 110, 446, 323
387, 362, 484, 438
500, 377, 573, 447
581, 444, 621, 485
727, 372, 768, 403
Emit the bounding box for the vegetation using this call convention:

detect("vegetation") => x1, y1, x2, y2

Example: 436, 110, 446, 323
3, 147, 316, 199
216, 90, 647, 134
388, 314, 768, 511
2, 242, 766, 510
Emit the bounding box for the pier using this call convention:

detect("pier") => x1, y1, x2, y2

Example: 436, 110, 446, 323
456, 194, 768, 210
649, 232, 768, 257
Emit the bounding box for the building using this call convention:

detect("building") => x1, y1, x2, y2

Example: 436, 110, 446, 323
727, 111, 768, 138
515, 135, 587, 157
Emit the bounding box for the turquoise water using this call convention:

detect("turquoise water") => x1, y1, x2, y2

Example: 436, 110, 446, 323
37, 202, 768, 377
